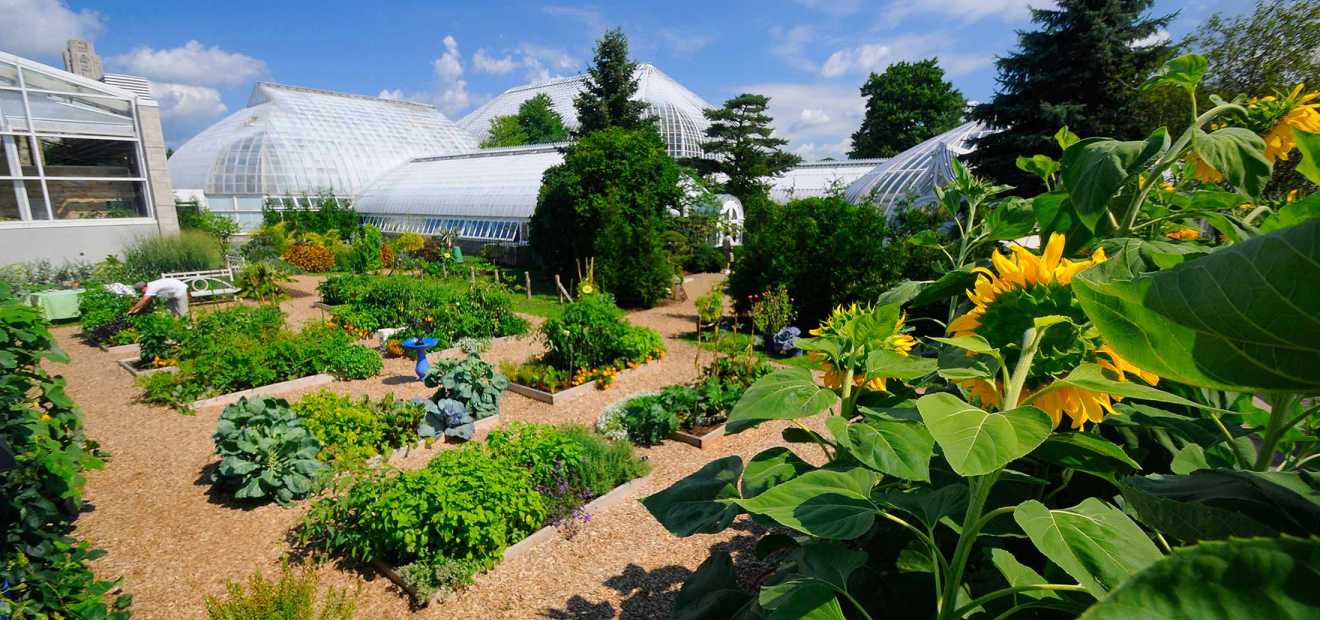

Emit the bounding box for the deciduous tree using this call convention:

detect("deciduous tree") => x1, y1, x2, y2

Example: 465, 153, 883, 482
849, 59, 967, 159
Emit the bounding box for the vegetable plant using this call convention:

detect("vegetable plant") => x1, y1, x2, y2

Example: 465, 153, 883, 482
422, 339, 507, 421
211, 396, 329, 506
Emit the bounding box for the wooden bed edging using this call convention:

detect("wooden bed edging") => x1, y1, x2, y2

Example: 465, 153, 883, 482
116, 358, 177, 377
505, 360, 652, 405
668, 423, 728, 449
190, 373, 335, 410
100, 342, 140, 356
373, 473, 653, 607
370, 414, 503, 466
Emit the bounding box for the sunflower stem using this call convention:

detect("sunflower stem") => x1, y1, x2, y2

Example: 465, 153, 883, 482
937, 470, 1001, 620
1003, 327, 1044, 411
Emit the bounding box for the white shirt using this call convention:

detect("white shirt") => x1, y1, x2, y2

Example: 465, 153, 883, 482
144, 278, 189, 300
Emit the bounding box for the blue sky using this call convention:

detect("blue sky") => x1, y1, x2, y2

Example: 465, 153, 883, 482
4, 0, 1255, 157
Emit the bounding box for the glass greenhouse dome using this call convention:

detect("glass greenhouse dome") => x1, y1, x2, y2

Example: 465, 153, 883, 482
459, 64, 711, 159
844, 121, 993, 214
168, 82, 478, 228
769, 159, 889, 204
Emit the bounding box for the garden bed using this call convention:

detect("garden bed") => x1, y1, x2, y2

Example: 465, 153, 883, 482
373, 414, 503, 466
506, 377, 600, 404
116, 357, 176, 377
191, 373, 335, 410
99, 341, 140, 356
372, 473, 653, 607
667, 423, 727, 449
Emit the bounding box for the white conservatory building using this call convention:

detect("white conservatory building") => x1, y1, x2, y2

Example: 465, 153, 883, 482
1, 48, 177, 263
459, 64, 712, 159
167, 82, 477, 229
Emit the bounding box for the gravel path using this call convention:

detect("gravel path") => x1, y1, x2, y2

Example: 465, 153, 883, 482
59, 273, 814, 619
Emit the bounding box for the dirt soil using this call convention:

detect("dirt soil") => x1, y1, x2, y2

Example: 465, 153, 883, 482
57, 273, 819, 619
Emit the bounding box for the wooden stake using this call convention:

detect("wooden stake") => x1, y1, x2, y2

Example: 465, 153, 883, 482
524, 271, 532, 299
554, 274, 573, 302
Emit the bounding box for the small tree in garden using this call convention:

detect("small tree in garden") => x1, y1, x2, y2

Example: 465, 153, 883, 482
573, 28, 649, 135
849, 59, 968, 159
531, 127, 680, 308
696, 93, 801, 218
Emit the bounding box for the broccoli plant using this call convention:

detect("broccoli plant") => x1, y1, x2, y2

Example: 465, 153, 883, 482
211, 396, 328, 505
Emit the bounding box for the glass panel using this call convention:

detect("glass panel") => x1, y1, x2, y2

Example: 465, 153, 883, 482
1, 90, 27, 128
25, 91, 133, 135
44, 180, 147, 219
0, 181, 24, 221
37, 137, 141, 177
0, 61, 17, 86
20, 66, 104, 95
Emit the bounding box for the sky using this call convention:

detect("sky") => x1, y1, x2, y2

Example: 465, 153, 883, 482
2, 0, 1257, 158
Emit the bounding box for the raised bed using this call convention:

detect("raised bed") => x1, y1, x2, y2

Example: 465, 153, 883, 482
372, 473, 652, 607
100, 342, 140, 356
668, 422, 728, 449
116, 358, 177, 377
507, 361, 651, 405
372, 414, 503, 466
190, 373, 335, 410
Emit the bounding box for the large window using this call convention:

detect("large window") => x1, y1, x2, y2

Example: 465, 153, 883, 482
0, 57, 151, 224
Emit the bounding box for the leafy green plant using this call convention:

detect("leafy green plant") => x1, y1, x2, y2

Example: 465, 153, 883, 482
1, 284, 132, 618
290, 391, 423, 466
236, 261, 291, 302
134, 310, 185, 366
423, 343, 508, 420
211, 396, 329, 505
395, 556, 479, 604
348, 225, 383, 274
537, 292, 664, 378
417, 398, 474, 441
323, 345, 383, 380
78, 287, 139, 345
747, 285, 796, 336
122, 230, 223, 281
204, 560, 357, 620
602, 393, 678, 446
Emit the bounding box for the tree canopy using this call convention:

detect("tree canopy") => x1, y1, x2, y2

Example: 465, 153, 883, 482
1186, 0, 1320, 95
573, 28, 650, 135
698, 93, 801, 205
530, 127, 680, 307
479, 94, 568, 148
849, 59, 967, 159
967, 0, 1174, 190
480, 115, 529, 148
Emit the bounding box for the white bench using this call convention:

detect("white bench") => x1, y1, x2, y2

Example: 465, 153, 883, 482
162, 268, 241, 299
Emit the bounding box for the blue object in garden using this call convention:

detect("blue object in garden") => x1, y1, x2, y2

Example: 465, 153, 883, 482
401, 337, 439, 380
770, 326, 802, 357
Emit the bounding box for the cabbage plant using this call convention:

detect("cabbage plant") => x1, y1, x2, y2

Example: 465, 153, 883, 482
211, 396, 328, 506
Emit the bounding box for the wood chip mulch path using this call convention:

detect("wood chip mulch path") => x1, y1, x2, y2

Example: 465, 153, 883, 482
56, 272, 821, 619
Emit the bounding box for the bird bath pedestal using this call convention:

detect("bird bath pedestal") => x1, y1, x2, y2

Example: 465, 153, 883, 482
401, 337, 438, 381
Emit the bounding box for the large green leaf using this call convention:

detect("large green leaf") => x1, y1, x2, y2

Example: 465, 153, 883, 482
727, 367, 838, 433
875, 268, 978, 309
730, 468, 880, 540
864, 349, 936, 381
1119, 470, 1320, 542
989, 548, 1061, 601
916, 393, 1053, 477
837, 414, 934, 482
986, 197, 1038, 241
742, 447, 812, 499
1258, 192, 1320, 234
798, 542, 868, 593
1033, 432, 1140, 478
1294, 128, 1320, 185
1061, 131, 1169, 230
873, 484, 969, 530
1192, 127, 1272, 198
1079, 537, 1320, 620
1140, 53, 1207, 93
1074, 219, 1320, 392
759, 579, 845, 620
1014, 498, 1163, 598
642, 456, 744, 537
673, 551, 758, 620
1031, 191, 1093, 252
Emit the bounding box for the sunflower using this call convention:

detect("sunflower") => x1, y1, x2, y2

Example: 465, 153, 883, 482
948, 233, 1158, 429
1186, 152, 1224, 183
1260, 84, 1320, 163
808, 304, 916, 393
1166, 228, 1200, 241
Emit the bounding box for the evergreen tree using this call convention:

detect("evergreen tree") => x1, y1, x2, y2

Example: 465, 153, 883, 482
517, 93, 569, 143
698, 93, 801, 203
480, 115, 529, 148
849, 59, 967, 158
573, 28, 649, 135
967, 0, 1174, 189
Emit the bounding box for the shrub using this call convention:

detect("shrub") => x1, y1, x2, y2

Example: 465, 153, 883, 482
727, 195, 945, 328
211, 396, 329, 505
348, 225, 383, 274
748, 285, 796, 336
300, 444, 546, 569
1, 285, 132, 617
684, 243, 726, 273
395, 556, 479, 604
323, 344, 383, 380
235, 261, 291, 302
601, 393, 678, 446
122, 230, 223, 281
135, 310, 185, 366
395, 232, 426, 254
282, 243, 336, 273
203, 561, 357, 620
318, 275, 528, 344
0, 258, 95, 294
695, 287, 725, 328
540, 292, 636, 370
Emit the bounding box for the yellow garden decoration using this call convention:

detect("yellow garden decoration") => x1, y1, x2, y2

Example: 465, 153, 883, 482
948, 233, 1160, 429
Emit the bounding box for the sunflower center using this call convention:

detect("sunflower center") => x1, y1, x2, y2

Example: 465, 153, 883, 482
975, 283, 1091, 382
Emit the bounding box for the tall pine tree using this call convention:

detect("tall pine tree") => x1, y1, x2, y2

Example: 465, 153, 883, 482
967, 0, 1174, 190
573, 28, 649, 135
849, 59, 967, 159
698, 93, 801, 201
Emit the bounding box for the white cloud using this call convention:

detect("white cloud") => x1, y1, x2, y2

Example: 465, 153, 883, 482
150, 82, 226, 120
426, 35, 471, 114
659, 30, 715, 55
819, 34, 991, 78
472, 49, 518, 74
769, 24, 818, 72
739, 81, 866, 160
542, 5, 608, 33
0, 0, 103, 57
886, 0, 1052, 25
433, 35, 464, 82
793, 0, 862, 16
109, 40, 265, 87
1132, 29, 1171, 48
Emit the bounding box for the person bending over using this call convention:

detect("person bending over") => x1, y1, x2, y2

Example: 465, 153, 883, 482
129, 277, 190, 317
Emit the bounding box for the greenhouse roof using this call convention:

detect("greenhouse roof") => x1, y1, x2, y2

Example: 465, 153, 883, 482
768, 159, 889, 204
844, 121, 994, 214
354, 143, 565, 221
167, 82, 478, 197
458, 64, 711, 159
